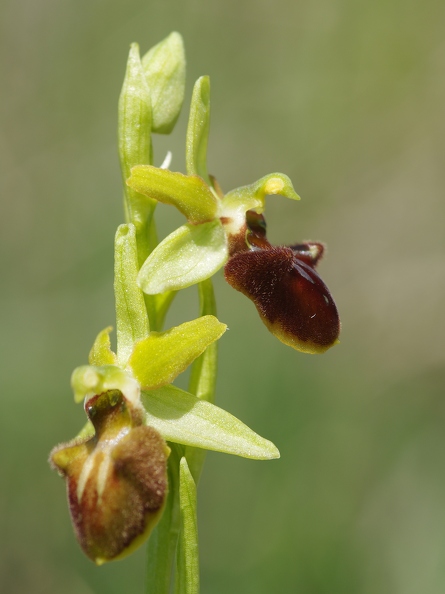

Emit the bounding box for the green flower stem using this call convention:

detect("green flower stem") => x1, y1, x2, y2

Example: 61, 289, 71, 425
148, 67, 213, 592
151, 290, 177, 332
146, 281, 217, 591
185, 279, 218, 482
188, 280, 218, 404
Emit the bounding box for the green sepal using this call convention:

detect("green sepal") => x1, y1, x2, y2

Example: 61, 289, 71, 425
127, 165, 218, 224
175, 457, 199, 594
137, 220, 228, 294
88, 327, 117, 366
114, 224, 150, 366
118, 43, 154, 227
71, 365, 140, 405
142, 32, 186, 135
141, 385, 280, 460
127, 316, 226, 389
221, 172, 300, 217
186, 76, 211, 186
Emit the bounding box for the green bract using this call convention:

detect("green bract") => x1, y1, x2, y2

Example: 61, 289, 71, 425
176, 458, 199, 594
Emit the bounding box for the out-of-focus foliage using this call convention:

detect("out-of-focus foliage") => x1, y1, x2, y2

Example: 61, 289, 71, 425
1, 0, 444, 592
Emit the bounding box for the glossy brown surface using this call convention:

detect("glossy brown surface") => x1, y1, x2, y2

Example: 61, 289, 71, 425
224, 245, 340, 353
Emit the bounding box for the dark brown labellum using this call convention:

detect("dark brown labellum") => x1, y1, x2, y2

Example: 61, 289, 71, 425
50, 390, 168, 564
224, 245, 340, 354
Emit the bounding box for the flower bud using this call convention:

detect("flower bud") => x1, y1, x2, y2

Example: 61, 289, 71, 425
50, 390, 169, 564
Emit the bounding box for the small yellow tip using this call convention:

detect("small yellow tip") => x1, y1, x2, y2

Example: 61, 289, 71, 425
264, 178, 285, 194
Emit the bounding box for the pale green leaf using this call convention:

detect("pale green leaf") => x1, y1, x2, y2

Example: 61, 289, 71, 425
142, 32, 186, 134
141, 385, 280, 460
186, 76, 211, 185
137, 220, 227, 294
127, 165, 218, 224
175, 458, 199, 594
128, 316, 226, 389
114, 224, 150, 365
88, 326, 117, 366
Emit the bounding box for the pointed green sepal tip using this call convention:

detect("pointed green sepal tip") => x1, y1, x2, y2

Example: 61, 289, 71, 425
127, 165, 218, 223
138, 220, 228, 294
142, 32, 186, 134
221, 172, 300, 217
127, 316, 226, 390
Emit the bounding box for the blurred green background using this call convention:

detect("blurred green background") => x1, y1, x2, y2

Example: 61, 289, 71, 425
1, 0, 444, 592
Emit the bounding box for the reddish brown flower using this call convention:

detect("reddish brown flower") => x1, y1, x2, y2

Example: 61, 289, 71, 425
224, 211, 340, 354
50, 390, 169, 564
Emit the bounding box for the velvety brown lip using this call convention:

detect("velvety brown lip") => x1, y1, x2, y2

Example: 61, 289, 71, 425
224, 244, 340, 353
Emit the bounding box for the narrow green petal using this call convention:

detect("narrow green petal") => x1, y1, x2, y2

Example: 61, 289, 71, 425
141, 385, 280, 460
128, 316, 226, 389
88, 327, 117, 366
142, 32, 186, 135
137, 220, 228, 295
114, 224, 150, 366
127, 165, 218, 224
221, 172, 300, 220
186, 76, 211, 186
175, 458, 199, 594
